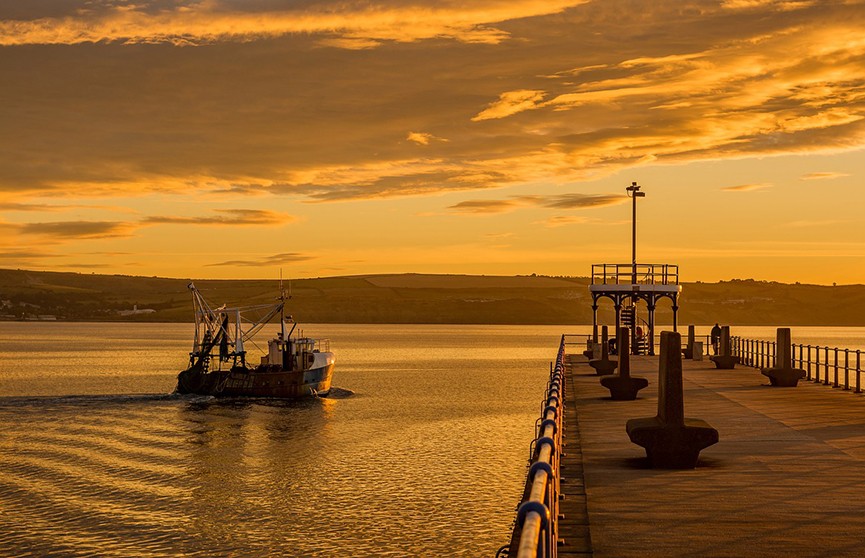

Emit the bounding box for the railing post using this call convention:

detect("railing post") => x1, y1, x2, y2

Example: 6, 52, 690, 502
814, 346, 820, 383
834, 348, 840, 388
824, 346, 830, 386
814, 346, 819, 383
844, 349, 850, 390
857, 350, 862, 394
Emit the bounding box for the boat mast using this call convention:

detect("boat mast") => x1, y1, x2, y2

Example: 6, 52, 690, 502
280, 270, 287, 341
189, 282, 200, 353
234, 308, 244, 355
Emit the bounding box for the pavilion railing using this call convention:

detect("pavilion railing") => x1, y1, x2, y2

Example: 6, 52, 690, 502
591, 263, 679, 286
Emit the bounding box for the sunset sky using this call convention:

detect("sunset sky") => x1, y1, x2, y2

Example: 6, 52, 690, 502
2, 0, 864, 284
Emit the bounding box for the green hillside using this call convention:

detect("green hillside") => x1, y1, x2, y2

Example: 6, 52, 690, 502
0, 268, 863, 325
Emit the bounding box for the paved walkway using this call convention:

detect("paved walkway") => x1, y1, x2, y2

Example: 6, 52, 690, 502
565, 353, 865, 557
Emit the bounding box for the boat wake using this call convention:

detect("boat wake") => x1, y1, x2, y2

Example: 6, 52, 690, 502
0, 392, 213, 408
0, 388, 354, 409
323, 386, 355, 398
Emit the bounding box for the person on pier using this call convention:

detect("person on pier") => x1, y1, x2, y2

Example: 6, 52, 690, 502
711, 323, 721, 355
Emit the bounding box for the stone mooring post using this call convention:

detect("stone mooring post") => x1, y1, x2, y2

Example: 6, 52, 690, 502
589, 325, 617, 376
683, 324, 695, 359
761, 328, 806, 387
601, 326, 649, 400
710, 325, 737, 369
626, 331, 719, 468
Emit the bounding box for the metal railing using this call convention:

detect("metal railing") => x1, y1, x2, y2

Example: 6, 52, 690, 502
732, 336, 864, 393
591, 263, 679, 286
565, 332, 713, 356
500, 336, 565, 558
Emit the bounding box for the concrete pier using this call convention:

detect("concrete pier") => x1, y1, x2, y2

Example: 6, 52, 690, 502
561, 350, 865, 557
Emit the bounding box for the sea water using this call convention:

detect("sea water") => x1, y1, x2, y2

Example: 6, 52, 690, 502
0, 323, 574, 557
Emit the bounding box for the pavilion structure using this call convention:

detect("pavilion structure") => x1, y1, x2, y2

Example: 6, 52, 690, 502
589, 263, 681, 356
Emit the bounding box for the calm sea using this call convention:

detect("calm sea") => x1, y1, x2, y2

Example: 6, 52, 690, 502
0, 323, 578, 557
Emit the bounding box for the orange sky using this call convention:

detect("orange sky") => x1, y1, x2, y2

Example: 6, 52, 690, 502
1, 0, 864, 284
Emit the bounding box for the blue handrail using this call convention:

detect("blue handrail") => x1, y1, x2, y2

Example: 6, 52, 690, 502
503, 335, 565, 557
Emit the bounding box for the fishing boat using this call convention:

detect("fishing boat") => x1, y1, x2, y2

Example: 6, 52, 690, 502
175, 282, 335, 397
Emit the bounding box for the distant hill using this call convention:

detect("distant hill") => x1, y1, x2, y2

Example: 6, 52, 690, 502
0, 268, 863, 325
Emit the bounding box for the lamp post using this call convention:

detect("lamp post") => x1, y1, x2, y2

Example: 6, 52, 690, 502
626, 182, 645, 284
625, 182, 645, 356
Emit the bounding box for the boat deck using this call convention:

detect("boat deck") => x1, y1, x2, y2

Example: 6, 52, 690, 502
562, 352, 865, 557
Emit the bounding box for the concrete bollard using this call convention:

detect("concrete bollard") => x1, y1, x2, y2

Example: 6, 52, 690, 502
710, 326, 737, 369
683, 325, 695, 359
601, 327, 649, 400
589, 325, 617, 376
626, 331, 719, 468
761, 328, 807, 387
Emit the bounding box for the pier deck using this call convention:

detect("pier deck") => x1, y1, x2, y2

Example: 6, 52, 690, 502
563, 353, 865, 557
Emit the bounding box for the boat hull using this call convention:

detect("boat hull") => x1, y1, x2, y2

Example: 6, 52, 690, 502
176, 361, 335, 398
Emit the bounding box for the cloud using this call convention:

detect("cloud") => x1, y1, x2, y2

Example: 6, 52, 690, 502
721, 0, 816, 10
472, 90, 546, 121
0, 202, 132, 212
143, 209, 292, 226
448, 192, 626, 214
19, 221, 135, 239
53, 263, 113, 269
0, 1, 588, 47
800, 171, 850, 180
5, 209, 293, 247
265, 163, 516, 202
0, 202, 64, 212
0, 250, 62, 260
206, 252, 315, 267
721, 183, 773, 192
448, 199, 525, 214
407, 132, 447, 145
540, 193, 626, 209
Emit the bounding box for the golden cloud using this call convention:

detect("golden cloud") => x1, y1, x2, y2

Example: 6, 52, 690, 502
206, 252, 315, 267
800, 171, 850, 180
472, 90, 547, 121
406, 132, 448, 145
448, 193, 626, 214
143, 209, 292, 226
19, 220, 136, 239
721, 183, 773, 192
0, 1, 588, 47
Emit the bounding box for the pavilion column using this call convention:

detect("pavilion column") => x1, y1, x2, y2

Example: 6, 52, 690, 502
672, 299, 679, 333
647, 299, 656, 356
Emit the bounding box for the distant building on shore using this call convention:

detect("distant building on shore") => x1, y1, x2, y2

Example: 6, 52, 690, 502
117, 305, 157, 317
